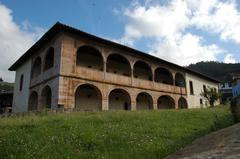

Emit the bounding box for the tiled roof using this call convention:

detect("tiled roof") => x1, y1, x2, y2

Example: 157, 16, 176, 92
8, 22, 220, 83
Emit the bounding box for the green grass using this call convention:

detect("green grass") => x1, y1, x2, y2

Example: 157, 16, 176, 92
0, 106, 233, 159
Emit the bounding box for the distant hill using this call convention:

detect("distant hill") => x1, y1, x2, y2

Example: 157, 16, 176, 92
187, 61, 240, 82
0, 81, 14, 93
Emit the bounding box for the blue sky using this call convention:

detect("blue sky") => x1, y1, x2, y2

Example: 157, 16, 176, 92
2, 0, 127, 40
1, 0, 240, 82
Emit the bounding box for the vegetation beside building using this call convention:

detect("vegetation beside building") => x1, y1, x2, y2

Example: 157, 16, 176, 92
187, 61, 240, 82
0, 81, 14, 93
0, 106, 233, 159
0, 80, 14, 113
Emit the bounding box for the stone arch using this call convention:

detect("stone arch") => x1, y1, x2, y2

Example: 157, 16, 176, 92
75, 84, 102, 111
175, 72, 186, 87
136, 92, 153, 110
76, 45, 104, 71
28, 91, 38, 111
109, 89, 131, 110
44, 47, 54, 71
106, 54, 131, 76
154, 67, 173, 85
178, 97, 188, 109
133, 61, 153, 81
157, 95, 175, 109
31, 57, 42, 79
41, 85, 52, 109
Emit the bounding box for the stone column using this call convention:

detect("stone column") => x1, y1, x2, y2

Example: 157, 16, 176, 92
38, 91, 42, 110
102, 89, 108, 111
172, 72, 175, 86
153, 95, 158, 110
153, 103, 158, 110
103, 61, 107, 81
102, 99, 108, 111
131, 68, 134, 86
151, 66, 154, 82
131, 100, 136, 111
175, 95, 180, 109
176, 101, 179, 109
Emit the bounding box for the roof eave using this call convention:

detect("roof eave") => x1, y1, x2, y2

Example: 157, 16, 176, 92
8, 22, 220, 84
8, 22, 62, 71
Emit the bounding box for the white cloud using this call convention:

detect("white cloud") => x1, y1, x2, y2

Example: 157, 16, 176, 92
150, 33, 223, 66
118, 0, 239, 66
224, 54, 237, 63
0, 3, 45, 82
122, 0, 190, 42
189, 0, 240, 44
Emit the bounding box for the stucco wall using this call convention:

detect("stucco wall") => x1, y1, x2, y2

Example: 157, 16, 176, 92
13, 34, 63, 112
186, 73, 219, 108
12, 59, 31, 112
30, 34, 62, 88
29, 77, 60, 109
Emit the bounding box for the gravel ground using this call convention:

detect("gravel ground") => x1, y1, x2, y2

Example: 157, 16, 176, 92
166, 123, 240, 159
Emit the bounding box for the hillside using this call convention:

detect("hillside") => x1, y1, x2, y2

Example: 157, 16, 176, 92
0, 81, 14, 93
0, 106, 233, 159
187, 61, 240, 82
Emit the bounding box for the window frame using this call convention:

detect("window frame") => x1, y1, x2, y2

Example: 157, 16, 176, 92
19, 74, 24, 91
189, 81, 194, 95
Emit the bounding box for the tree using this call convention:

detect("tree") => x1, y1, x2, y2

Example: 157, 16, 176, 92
200, 86, 220, 107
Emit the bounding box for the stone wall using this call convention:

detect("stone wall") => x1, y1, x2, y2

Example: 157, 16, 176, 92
58, 75, 186, 110
13, 31, 219, 112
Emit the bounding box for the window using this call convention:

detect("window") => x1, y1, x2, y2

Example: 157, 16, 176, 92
203, 85, 206, 93
76, 46, 103, 71
133, 61, 153, 81
31, 57, 42, 79
44, 47, 54, 71
155, 67, 173, 85
189, 81, 194, 95
19, 74, 24, 91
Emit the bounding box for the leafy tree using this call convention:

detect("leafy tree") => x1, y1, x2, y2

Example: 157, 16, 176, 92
187, 61, 240, 82
0, 82, 14, 93
200, 86, 220, 107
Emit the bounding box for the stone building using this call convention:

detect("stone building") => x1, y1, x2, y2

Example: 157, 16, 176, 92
9, 22, 220, 113
219, 82, 232, 104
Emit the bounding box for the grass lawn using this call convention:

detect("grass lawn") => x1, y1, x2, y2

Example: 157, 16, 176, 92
0, 106, 233, 159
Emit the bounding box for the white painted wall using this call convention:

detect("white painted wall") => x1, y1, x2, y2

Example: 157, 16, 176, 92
185, 73, 219, 108
12, 59, 31, 112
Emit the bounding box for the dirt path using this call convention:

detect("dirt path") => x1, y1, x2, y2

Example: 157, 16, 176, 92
166, 123, 240, 159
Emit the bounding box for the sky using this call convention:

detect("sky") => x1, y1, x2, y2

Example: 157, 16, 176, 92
1, 0, 240, 82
